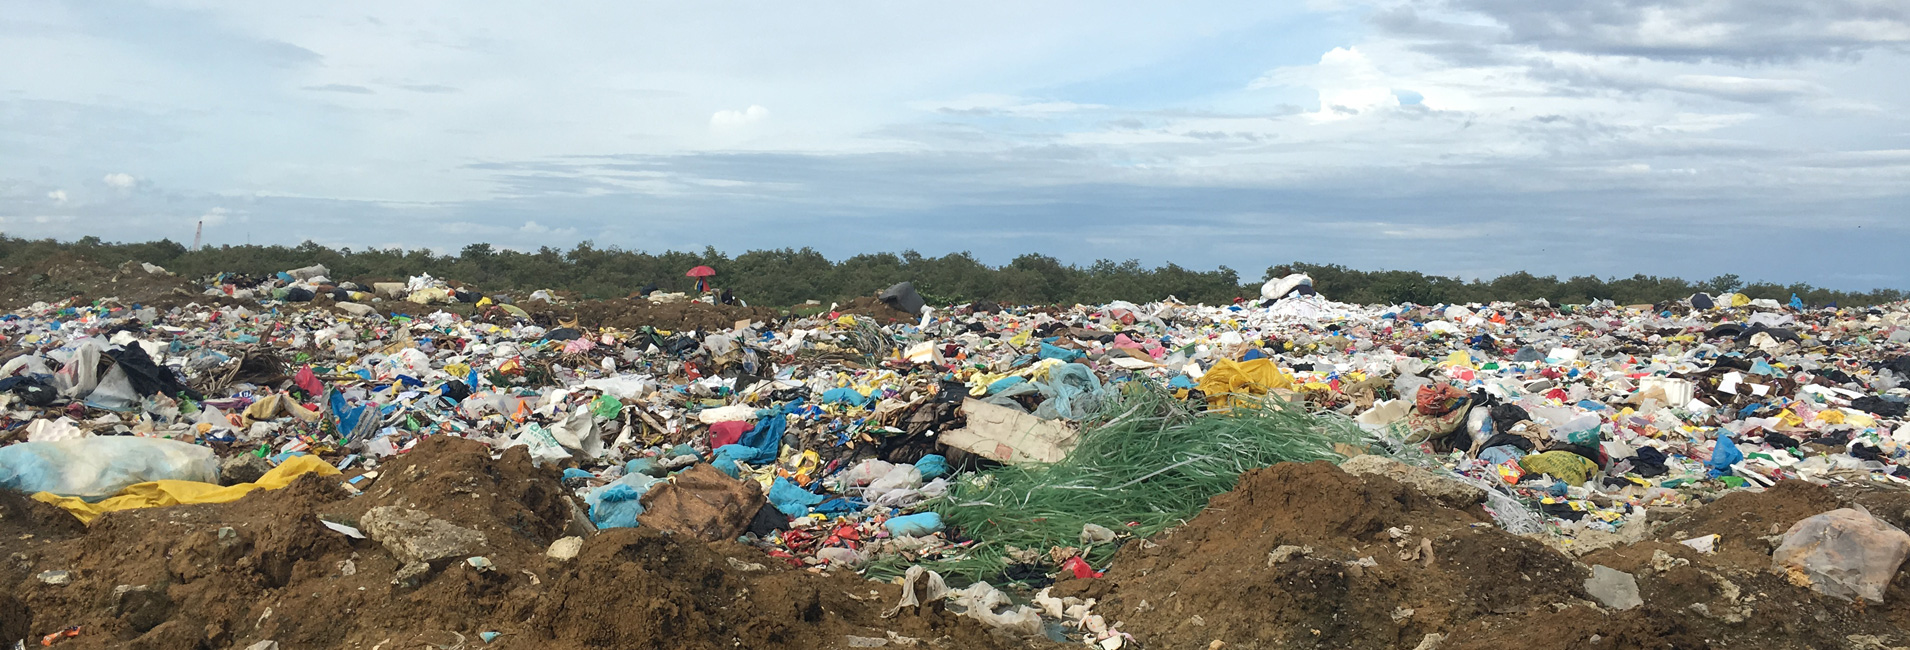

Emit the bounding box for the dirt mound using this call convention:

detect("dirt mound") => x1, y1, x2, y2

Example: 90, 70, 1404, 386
1650, 480, 1844, 570
534, 529, 1031, 649
1, 437, 1029, 649
1091, 464, 1910, 650
1094, 461, 1589, 650
0, 254, 210, 310
549, 298, 781, 332
839, 296, 916, 324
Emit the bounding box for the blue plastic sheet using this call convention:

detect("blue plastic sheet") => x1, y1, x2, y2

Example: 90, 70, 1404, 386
985, 376, 1026, 395
820, 388, 869, 407
768, 477, 826, 517
814, 498, 862, 515
735, 399, 803, 463
1038, 343, 1084, 362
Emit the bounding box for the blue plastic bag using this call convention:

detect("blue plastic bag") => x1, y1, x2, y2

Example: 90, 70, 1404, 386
586, 474, 661, 529
1706, 433, 1743, 478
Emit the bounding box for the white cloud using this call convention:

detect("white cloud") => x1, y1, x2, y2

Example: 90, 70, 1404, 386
46, 190, 66, 203
518, 220, 578, 236
710, 105, 769, 130
915, 94, 1107, 116
102, 173, 136, 189
1255, 47, 1402, 121
200, 207, 230, 225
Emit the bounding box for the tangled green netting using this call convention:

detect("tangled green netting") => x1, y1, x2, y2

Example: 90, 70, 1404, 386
874, 381, 1366, 582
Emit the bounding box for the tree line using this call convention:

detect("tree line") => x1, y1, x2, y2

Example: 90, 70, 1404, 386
1, 235, 1901, 308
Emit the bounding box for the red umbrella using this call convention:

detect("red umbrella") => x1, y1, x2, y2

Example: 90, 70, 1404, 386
686, 265, 716, 293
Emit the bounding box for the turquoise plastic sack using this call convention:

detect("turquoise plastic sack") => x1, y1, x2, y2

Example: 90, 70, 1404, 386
624, 457, 665, 477
769, 477, 825, 517
915, 454, 950, 480
1035, 363, 1105, 420
885, 512, 944, 537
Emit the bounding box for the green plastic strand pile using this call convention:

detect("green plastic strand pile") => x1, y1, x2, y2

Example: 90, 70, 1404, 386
901, 382, 1365, 582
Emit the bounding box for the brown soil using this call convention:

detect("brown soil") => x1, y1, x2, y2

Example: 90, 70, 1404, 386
1649, 480, 1844, 570
0, 254, 224, 311
1089, 463, 1910, 650
838, 296, 917, 324
11, 437, 1910, 650
0, 437, 1033, 650
546, 298, 781, 332
1095, 461, 1592, 650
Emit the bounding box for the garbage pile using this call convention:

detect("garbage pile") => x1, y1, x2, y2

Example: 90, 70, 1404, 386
2, 261, 1910, 649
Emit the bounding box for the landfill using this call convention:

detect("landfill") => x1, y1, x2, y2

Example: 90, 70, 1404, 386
2, 256, 1910, 649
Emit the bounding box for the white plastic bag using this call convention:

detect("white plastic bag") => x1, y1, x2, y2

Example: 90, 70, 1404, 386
506, 424, 572, 466
550, 406, 605, 458
53, 342, 102, 398
0, 437, 218, 498
864, 464, 922, 499
949, 582, 1045, 636
84, 365, 139, 411
835, 460, 896, 489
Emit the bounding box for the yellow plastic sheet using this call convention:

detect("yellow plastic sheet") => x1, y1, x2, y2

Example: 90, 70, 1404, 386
1518, 450, 1598, 485
1197, 358, 1294, 409
34, 455, 342, 524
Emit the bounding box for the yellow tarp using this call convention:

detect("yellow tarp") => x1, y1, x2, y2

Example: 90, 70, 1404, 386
34, 455, 342, 524
1197, 358, 1294, 410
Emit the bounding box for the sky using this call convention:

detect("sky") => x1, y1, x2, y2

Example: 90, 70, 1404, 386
1, 1, 1907, 289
